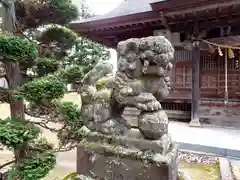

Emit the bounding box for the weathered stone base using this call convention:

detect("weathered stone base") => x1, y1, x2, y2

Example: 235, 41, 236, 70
77, 133, 178, 180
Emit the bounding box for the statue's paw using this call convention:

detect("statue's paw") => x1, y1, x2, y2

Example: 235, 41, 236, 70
136, 101, 161, 111
154, 101, 162, 110
136, 103, 148, 111
146, 101, 162, 111
136, 92, 156, 103
98, 119, 130, 135
99, 127, 112, 135
98, 120, 117, 135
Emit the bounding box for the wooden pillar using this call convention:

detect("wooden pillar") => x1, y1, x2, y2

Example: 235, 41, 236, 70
224, 48, 228, 104
189, 41, 201, 127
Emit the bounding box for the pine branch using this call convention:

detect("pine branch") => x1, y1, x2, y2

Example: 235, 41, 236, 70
56, 141, 78, 152
24, 105, 57, 121
26, 118, 63, 132
32, 121, 64, 133
25, 110, 65, 132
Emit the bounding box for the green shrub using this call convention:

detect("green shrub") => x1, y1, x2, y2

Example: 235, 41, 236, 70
0, 118, 40, 148
0, 33, 37, 61
35, 57, 60, 76
60, 65, 84, 83
22, 75, 66, 105
8, 151, 56, 180
49, 0, 79, 24
40, 25, 78, 49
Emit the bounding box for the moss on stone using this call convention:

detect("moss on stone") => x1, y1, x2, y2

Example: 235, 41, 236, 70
79, 138, 177, 165
95, 76, 114, 91
179, 162, 220, 180
95, 88, 112, 103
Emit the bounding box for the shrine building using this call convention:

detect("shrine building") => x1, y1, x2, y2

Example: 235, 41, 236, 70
70, 0, 240, 126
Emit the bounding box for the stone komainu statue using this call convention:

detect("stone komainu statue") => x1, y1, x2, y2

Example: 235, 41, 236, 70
79, 36, 174, 140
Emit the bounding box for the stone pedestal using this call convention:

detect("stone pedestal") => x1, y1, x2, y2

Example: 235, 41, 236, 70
77, 130, 178, 180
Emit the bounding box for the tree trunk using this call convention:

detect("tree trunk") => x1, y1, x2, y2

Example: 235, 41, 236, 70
2, 0, 16, 32
5, 62, 26, 161
5, 62, 25, 120
2, 0, 26, 161
2, 0, 24, 119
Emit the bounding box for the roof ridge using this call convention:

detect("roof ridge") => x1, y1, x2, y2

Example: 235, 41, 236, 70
74, 0, 161, 23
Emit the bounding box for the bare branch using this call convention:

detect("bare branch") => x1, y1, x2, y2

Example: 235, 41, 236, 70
24, 104, 67, 133
27, 146, 48, 154
27, 140, 78, 154
56, 141, 78, 152
32, 121, 61, 132
24, 105, 41, 118
24, 105, 58, 121
0, 159, 16, 169
26, 118, 64, 132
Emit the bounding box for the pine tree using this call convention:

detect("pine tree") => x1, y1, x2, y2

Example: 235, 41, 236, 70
0, 0, 109, 179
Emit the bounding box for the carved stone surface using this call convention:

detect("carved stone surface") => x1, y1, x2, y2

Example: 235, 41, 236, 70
139, 110, 168, 139
77, 36, 178, 180
77, 139, 178, 180
83, 130, 172, 155
79, 36, 174, 138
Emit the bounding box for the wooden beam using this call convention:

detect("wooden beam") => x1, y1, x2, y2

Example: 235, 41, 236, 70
151, 0, 225, 11
171, 14, 240, 34
189, 41, 201, 127
70, 0, 240, 35
80, 34, 116, 49
70, 11, 160, 32
162, 0, 240, 16
88, 24, 150, 35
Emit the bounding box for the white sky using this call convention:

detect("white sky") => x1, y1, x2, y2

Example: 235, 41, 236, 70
86, 0, 122, 15
71, 0, 122, 15
72, 0, 123, 71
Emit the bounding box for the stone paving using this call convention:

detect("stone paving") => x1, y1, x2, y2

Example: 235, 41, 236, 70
1, 121, 240, 173
1, 97, 240, 177
53, 122, 240, 171
229, 159, 240, 180
169, 121, 240, 151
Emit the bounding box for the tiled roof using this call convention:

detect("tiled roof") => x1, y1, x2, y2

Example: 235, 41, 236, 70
74, 0, 164, 23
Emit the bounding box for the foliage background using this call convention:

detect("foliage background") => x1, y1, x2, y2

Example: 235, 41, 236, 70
0, 0, 110, 179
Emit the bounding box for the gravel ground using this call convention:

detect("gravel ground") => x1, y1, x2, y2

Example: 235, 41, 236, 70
230, 159, 240, 180
178, 151, 219, 164
231, 165, 240, 180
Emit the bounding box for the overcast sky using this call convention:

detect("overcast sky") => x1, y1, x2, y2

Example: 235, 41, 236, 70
85, 0, 122, 15
72, 0, 122, 15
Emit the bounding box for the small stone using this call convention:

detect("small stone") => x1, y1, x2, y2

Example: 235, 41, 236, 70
178, 152, 218, 164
